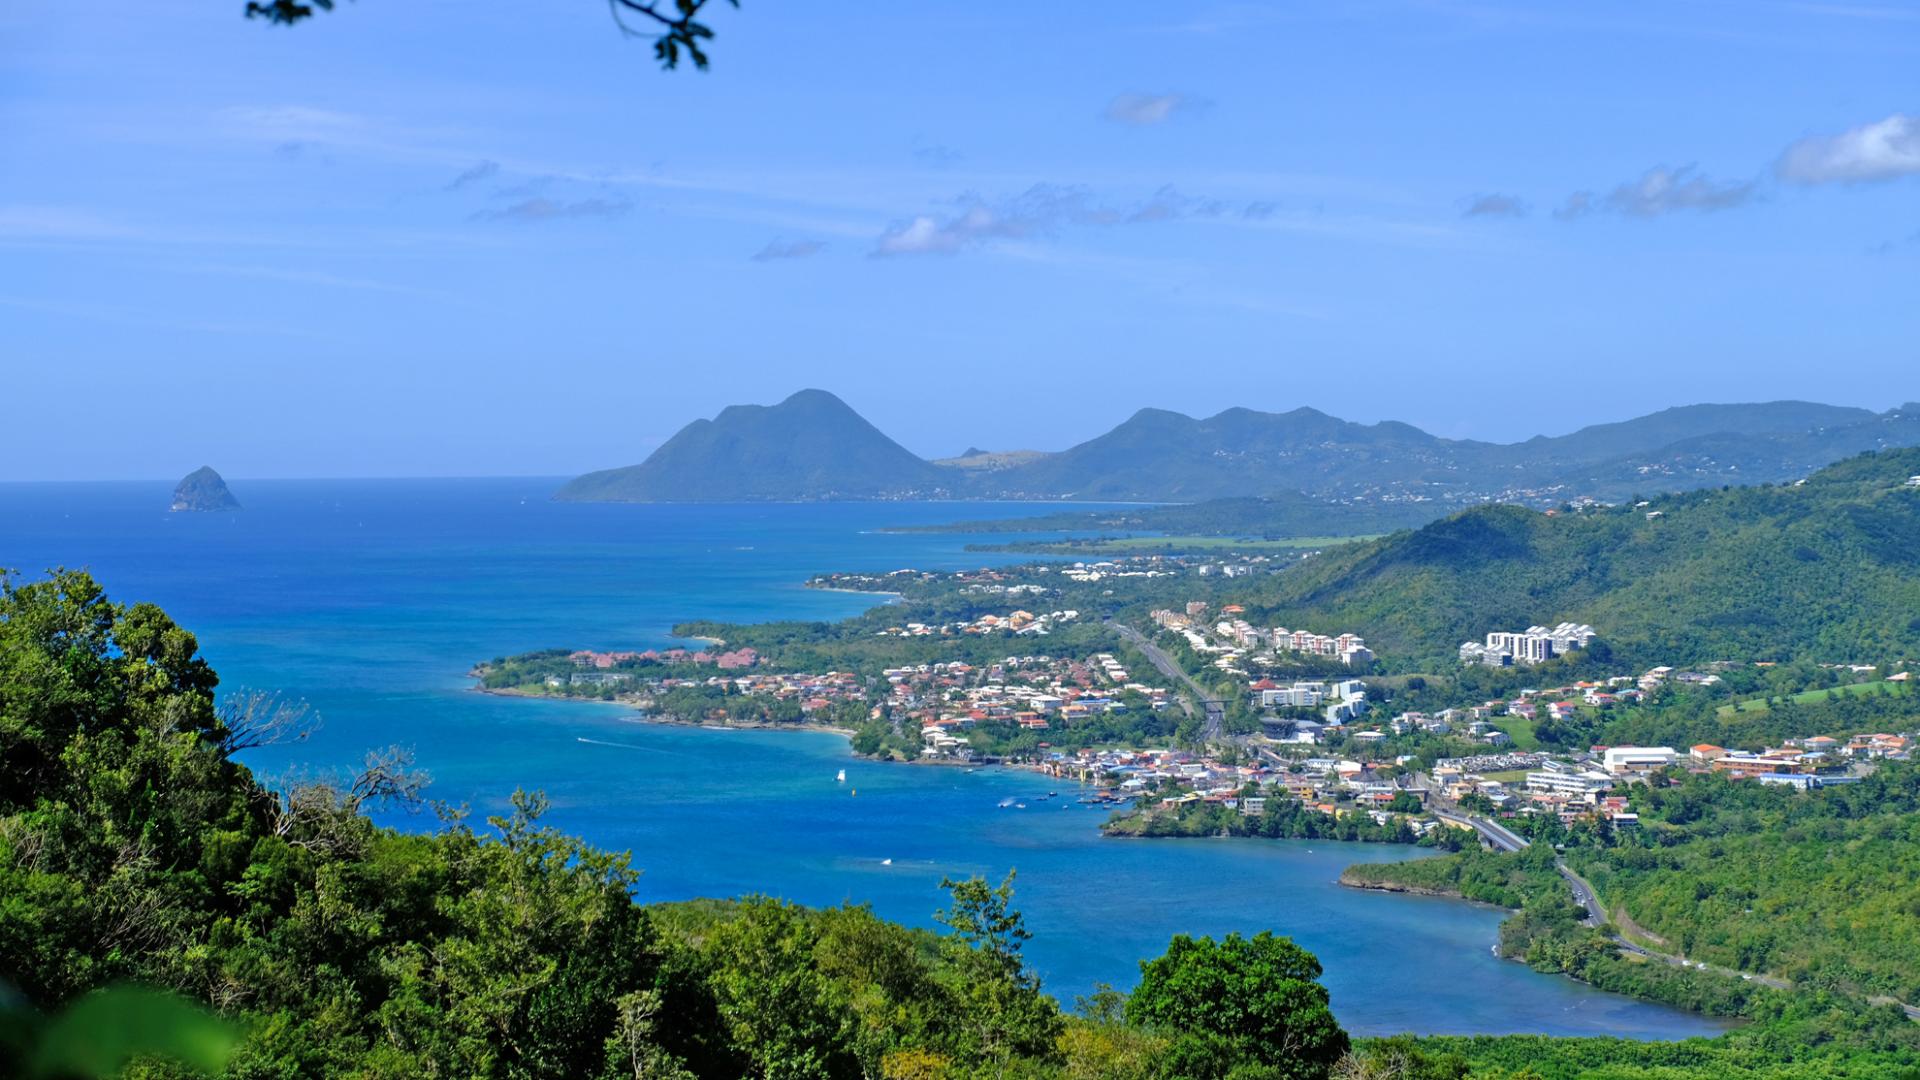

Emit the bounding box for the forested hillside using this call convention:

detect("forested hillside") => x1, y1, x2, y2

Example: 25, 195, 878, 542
1234, 449, 1920, 667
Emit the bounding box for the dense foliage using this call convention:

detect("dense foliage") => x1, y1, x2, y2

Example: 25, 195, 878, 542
1128, 933, 1347, 1080
1565, 766, 1920, 1005
1342, 841, 1920, 1072
1228, 449, 1920, 666
0, 571, 1365, 1080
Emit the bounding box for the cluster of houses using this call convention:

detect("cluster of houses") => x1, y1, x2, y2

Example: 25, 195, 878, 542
897, 654, 1173, 756
566, 646, 760, 671
1038, 747, 1455, 835
1459, 622, 1598, 667
875, 608, 1080, 638
1059, 560, 1180, 583
1429, 727, 1911, 827
546, 667, 866, 713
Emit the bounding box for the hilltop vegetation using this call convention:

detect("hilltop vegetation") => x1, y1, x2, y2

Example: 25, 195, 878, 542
1229, 448, 1920, 667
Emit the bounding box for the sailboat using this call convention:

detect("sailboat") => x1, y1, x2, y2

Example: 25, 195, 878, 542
837, 769, 847, 783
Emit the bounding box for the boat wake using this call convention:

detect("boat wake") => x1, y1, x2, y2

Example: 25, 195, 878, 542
577, 736, 679, 754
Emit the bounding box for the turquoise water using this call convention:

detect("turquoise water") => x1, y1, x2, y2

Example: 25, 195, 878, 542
0, 478, 1724, 1038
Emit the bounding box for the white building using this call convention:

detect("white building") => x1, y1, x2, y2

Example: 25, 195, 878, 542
1602, 746, 1678, 776
1525, 770, 1615, 797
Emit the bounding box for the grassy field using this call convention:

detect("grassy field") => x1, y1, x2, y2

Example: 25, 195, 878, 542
1715, 678, 1910, 716
1494, 715, 1541, 750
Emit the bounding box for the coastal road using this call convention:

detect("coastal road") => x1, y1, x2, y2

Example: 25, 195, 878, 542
1557, 856, 1805, 996
1114, 623, 1227, 740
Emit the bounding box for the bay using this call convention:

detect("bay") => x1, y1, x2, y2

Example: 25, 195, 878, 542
0, 477, 1725, 1038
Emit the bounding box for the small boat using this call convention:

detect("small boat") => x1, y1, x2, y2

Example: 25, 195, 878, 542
1014, 803, 1027, 809
998, 797, 1017, 808
881, 858, 893, 866
836, 769, 847, 783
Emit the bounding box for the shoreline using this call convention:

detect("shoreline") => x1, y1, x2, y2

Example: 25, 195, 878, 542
475, 682, 1722, 1030
804, 584, 905, 602
474, 684, 1073, 773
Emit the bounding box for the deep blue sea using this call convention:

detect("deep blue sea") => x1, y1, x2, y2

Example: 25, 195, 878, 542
0, 477, 1725, 1038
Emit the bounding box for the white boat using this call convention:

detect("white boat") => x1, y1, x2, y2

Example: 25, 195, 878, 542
836, 769, 846, 783
880, 858, 893, 866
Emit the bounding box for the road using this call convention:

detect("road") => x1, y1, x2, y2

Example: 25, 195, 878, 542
1412, 777, 1920, 1016
1431, 808, 1528, 852
1113, 622, 1227, 740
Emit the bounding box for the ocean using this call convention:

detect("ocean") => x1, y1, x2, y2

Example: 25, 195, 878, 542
0, 477, 1724, 1038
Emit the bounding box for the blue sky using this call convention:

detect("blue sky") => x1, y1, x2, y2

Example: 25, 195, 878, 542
3, 0, 1917, 480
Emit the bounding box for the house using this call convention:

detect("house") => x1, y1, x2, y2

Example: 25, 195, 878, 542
1690, 744, 1727, 764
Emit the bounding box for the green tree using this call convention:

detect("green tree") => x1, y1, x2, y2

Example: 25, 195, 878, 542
702, 897, 853, 1080
1128, 932, 1348, 1080
934, 873, 1061, 1078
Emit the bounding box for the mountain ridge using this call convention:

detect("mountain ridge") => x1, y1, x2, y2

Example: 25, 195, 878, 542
558, 392, 1919, 507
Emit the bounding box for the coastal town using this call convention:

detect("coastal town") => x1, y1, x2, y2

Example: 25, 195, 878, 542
477, 555, 1918, 861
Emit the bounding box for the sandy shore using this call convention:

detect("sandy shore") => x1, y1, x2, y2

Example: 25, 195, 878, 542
805, 584, 904, 603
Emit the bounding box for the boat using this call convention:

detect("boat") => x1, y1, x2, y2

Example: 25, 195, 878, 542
997, 797, 1017, 808
836, 769, 846, 783
881, 858, 893, 866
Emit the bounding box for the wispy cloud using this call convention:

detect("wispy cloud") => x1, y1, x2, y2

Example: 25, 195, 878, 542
912, 143, 963, 167
871, 184, 1253, 256
1868, 227, 1920, 255
752, 238, 826, 261
0, 205, 137, 241
447, 160, 501, 190
1104, 93, 1206, 126
219, 104, 371, 145
471, 197, 631, 223
1777, 113, 1920, 184
1557, 165, 1757, 219
1462, 193, 1529, 219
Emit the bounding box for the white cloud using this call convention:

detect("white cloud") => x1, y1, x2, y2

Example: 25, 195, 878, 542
1105, 93, 1204, 126
1777, 113, 1920, 185
871, 184, 1252, 256
752, 238, 826, 261
1558, 166, 1756, 219
218, 105, 370, 144
471, 197, 630, 223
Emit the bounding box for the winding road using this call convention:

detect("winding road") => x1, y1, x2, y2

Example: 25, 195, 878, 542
1421, 784, 1914, 1013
